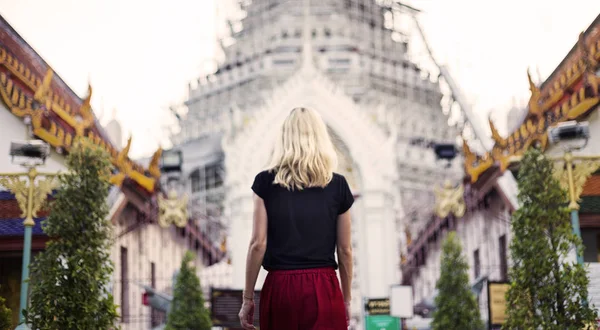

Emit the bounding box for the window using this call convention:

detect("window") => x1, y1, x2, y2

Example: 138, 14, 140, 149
273, 59, 295, 66
329, 58, 351, 65
191, 169, 201, 193
120, 247, 129, 323
499, 235, 508, 280
473, 249, 480, 279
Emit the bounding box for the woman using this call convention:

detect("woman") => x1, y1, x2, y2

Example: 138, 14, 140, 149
238, 107, 354, 330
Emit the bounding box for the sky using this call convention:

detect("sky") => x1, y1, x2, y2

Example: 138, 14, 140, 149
0, 0, 599, 158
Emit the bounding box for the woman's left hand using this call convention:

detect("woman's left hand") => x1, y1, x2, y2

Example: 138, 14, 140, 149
239, 298, 256, 330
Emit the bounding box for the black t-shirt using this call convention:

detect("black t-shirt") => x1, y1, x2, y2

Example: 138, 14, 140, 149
251, 170, 354, 271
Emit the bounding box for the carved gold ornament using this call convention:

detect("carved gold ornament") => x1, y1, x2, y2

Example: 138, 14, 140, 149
0, 176, 29, 217
158, 190, 188, 228
434, 180, 466, 218
33, 69, 53, 104
0, 168, 58, 226
553, 159, 600, 209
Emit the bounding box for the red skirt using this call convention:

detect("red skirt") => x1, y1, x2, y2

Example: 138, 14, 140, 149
259, 267, 347, 330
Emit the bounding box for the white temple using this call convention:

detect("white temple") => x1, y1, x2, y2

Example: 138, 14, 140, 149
174, 0, 463, 326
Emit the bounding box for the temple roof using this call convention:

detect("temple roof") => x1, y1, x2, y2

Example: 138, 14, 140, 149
465, 14, 600, 183
0, 15, 161, 193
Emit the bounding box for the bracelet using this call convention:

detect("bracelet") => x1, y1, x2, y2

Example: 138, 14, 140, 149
243, 294, 254, 300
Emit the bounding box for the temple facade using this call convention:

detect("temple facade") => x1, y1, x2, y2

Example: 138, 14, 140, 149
175, 0, 463, 326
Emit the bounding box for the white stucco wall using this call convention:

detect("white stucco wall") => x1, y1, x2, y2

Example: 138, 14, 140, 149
112, 210, 206, 330
411, 196, 512, 325
544, 108, 600, 158
0, 106, 66, 174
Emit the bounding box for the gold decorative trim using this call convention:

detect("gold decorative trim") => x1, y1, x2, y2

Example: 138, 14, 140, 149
553, 160, 600, 208
0, 45, 161, 192
466, 29, 600, 183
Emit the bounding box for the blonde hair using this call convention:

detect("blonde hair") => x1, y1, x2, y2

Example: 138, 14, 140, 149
269, 107, 338, 190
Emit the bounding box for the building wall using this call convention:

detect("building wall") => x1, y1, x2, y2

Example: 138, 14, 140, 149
0, 105, 66, 173
0, 106, 68, 324
1, 104, 212, 329
410, 189, 512, 325
111, 203, 205, 330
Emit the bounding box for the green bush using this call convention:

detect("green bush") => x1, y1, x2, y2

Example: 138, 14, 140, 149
24, 140, 118, 329
0, 294, 11, 330
504, 147, 597, 329
431, 231, 483, 330
166, 251, 211, 330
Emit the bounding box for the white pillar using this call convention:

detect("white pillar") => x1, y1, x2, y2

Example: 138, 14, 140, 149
360, 190, 398, 298
228, 192, 268, 289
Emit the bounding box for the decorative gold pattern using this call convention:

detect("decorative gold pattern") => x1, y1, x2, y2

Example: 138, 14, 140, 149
434, 180, 466, 218
33, 69, 53, 104
466, 29, 600, 183
553, 160, 600, 208
157, 190, 188, 228
0, 168, 57, 226
30, 176, 57, 220
0, 176, 28, 218
0, 45, 161, 192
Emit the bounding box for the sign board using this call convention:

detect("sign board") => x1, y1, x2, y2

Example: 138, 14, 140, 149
365, 315, 401, 330
365, 298, 390, 315
487, 282, 510, 328
390, 285, 414, 318
210, 288, 260, 328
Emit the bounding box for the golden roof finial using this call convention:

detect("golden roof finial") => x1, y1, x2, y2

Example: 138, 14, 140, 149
488, 116, 506, 147
527, 68, 542, 116
220, 237, 227, 253
148, 147, 163, 179
34, 68, 53, 103
80, 84, 93, 116
117, 136, 132, 166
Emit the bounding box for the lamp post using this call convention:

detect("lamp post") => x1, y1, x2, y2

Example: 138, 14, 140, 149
547, 121, 595, 266
0, 140, 58, 329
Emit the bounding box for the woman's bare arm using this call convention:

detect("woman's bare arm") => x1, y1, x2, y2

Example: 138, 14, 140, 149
337, 209, 353, 303
243, 193, 268, 298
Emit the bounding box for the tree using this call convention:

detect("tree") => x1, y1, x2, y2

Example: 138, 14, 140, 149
431, 231, 484, 330
166, 251, 212, 330
0, 294, 11, 330
504, 148, 597, 330
24, 140, 118, 329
